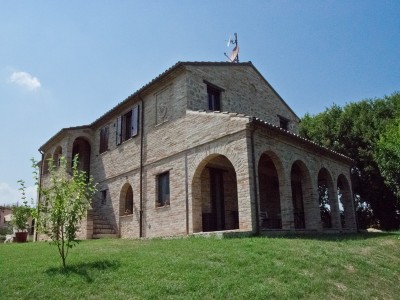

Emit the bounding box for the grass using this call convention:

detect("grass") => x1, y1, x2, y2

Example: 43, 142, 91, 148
1, 232, 399, 299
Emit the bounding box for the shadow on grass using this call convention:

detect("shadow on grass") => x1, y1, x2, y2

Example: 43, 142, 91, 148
262, 231, 400, 242
45, 259, 120, 283
220, 230, 399, 242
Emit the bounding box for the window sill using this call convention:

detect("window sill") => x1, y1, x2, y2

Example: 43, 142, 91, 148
154, 119, 170, 128
117, 135, 138, 147
155, 204, 170, 210
99, 149, 109, 156
120, 214, 134, 218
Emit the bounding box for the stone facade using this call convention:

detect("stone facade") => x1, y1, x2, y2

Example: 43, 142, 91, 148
37, 62, 357, 240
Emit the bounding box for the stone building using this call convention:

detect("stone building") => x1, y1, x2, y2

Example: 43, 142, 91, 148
38, 62, 357, 239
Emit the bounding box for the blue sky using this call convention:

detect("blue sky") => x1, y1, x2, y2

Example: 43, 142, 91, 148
0, 1, 399, 206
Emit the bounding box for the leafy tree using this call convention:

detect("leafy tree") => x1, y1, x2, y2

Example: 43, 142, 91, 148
33, 155, 97, 268
300, 92, 400, 230
375, 117, 400, 199
11, 180, 34, 232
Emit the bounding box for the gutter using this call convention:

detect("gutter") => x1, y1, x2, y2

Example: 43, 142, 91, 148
138, 94, 145, 238
35, 150, 45, 242
350, 165, 360, 232
250, 121, 260, 235
185, 152, 189, 234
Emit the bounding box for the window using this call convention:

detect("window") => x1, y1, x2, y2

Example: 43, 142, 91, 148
43, 154, 51, 174
101, 190, 107, 205
53, 146, 62, 167
124, 186, 133, 215
207, 86, 221, 111
278, 115, 289, 130
116, 105, 139, 145
157, 172, 170, 207
99, 126, 109, 154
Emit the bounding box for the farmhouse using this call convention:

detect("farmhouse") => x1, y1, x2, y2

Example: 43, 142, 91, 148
37, 62, 357, 239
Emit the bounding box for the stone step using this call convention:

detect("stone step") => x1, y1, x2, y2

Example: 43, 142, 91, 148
93, 216, 108, 221
94, 224, 113, 230
91, 211, 117, 239
94, 228, 115, 234
93, 220, 111, 225
92, 233, 118, 239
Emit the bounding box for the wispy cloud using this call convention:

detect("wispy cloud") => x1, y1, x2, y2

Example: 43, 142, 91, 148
9, 71, 41, 90
0, 182, 36, 206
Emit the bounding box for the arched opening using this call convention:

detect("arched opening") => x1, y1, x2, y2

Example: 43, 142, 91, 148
43, 153, 52, 174
120, 184, 133, 216
290, 161, 312, 229
317, 168, 335, 229
192, 155, 239, 233
71, 137, 91, 176
53, 146, 62, 168
337, 174, 353, 229
258, 153, 282, 229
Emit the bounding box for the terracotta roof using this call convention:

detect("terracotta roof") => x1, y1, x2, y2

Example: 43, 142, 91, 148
39, 61, 302, 151
193, 110, 353, 164
251, 117, 353, 164
39, 125, 91, 152
90, 61, 259, 127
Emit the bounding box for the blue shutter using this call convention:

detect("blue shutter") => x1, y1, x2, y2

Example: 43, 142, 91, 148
131, 105, 139, 137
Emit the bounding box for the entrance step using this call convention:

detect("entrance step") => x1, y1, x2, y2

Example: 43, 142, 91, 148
92, 233, 118, 239
92, 211, 117, 238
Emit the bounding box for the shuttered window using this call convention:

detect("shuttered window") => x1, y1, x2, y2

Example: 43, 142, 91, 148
99, 126, 109, 154
116, 105, 139, 145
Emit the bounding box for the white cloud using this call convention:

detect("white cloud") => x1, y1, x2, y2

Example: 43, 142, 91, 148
0, 182, 36, 207
9, 71, 41, 90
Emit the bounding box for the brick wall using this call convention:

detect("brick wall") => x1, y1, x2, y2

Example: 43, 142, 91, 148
38, 63, 357, 240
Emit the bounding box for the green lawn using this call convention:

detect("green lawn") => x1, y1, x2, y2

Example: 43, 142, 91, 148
1, 232, 399, 299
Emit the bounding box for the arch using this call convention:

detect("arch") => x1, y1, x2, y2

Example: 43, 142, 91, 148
43, 153, 52, 174
120, 183, 134, 216
53, 146, 62, 167
71, 137, 91, 175
337, 174, 353, 229
290, 160, 312, 229
192, 154, 239, 233
317, 168, 335, 229
258, 151, 283, 229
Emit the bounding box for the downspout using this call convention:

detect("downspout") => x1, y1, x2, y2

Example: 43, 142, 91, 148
350, 165, 359, 232
35, 150, 45, 242
138, 94, 145, 238
185, 152, 189, 234
250, 120, 260, 235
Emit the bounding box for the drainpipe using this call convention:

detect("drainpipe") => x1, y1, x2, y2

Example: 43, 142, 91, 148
250, 121, 260, 235
35, 150, 45, 242
350, 165, 359, 232
185, 152, 189, 234
138, 94, 145, 238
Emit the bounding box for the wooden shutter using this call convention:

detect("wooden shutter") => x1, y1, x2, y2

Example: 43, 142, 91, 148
104, 126, 109, 151
131, 105, 139, 137
116, 116, 122, 145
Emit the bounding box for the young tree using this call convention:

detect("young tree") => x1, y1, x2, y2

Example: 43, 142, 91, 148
33, 155, 97, 268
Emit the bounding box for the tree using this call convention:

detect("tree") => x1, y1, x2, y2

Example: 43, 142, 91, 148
300, 92, 400, 230
33, 155, 97, 268
375, 117, 400, 199
11, 180, 34, 232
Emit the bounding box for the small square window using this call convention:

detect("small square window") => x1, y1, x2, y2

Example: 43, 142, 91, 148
278, 116, 289, 130
157, 172, 170, 207
207, 86, 221, 111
